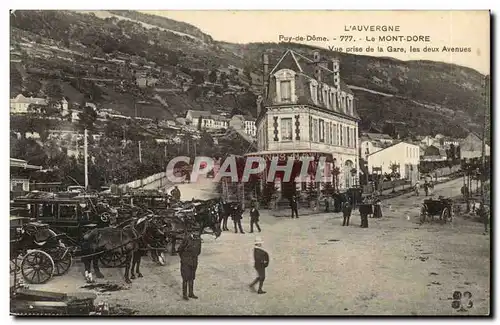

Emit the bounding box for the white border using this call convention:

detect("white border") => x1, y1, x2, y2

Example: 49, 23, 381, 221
1, 1, 497, 324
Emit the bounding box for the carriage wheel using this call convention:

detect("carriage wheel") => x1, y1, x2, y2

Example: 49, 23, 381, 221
51, 247, 72, 276
441, 207, 452, 224
21, 250, 54, 284
419, 205, 428, 224
99, 251, 127, 268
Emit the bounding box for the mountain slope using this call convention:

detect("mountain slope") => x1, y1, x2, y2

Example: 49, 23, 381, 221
9, 10, 489, 139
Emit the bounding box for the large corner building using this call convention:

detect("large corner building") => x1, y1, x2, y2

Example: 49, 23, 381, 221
247, 49, 360, 191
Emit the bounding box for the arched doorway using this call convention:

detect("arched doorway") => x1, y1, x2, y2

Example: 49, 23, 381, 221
344, 160, 354, 188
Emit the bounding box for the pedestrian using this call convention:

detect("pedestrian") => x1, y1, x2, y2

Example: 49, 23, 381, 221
249, 203, 261, 233
359, 201, 369, 228
290, 194, 299, 219
232, 203, 245, 234
171, 186, 181, 202
373, 198, 383, 218
342, 200, 352, 226
177, 231, 202, 301
479, 202, 489, 233
414, 181, 420, 196
249, 236, 269, 294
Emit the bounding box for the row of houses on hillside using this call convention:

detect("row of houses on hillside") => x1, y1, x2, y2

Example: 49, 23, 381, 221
360, 131, 490, 182
185, 110, 257, 137
10, 94, 70, 115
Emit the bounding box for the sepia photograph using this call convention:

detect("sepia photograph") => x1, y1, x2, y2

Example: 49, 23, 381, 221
8, 9, 491, 316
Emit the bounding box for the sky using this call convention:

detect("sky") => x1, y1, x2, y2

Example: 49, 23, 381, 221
143, 10, 490, 74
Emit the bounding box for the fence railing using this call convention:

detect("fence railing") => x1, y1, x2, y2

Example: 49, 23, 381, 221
118, 171, 169, 191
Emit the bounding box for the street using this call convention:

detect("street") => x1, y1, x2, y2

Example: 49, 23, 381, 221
26, 177, 490, 315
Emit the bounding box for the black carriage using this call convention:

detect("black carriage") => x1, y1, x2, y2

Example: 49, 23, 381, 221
10, 195, 126, 268
10, 218, 72, 285
11, 197, 111, 241
419, 197, 453, 224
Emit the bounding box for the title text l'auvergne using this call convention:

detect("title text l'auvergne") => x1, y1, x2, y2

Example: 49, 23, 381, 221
344, 25, 401, 32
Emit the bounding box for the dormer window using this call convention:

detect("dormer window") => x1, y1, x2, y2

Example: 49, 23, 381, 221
322, 86, 328, 108
280, 81, 291, 101
274, 69, 296, 103
310, 80, 318, 105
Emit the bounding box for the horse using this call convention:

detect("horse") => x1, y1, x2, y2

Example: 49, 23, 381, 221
166, 199, 222, 255
81, 213, 167, 284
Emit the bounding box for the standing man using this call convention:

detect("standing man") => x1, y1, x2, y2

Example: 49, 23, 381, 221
342, 200, 352, 226
290, 194, 299, 219
177, 231, 202, 300
249, 237, 269, 294
171, 186, 181, 202
359, 201, 369, 228
249, 202, 261, 233
232, 203, 245, 234
479, 202, 489, 234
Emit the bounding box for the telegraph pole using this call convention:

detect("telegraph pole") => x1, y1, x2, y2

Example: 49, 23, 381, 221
481, 75, 489, 206
84, 128, 89, 189
138, 141, 142, 163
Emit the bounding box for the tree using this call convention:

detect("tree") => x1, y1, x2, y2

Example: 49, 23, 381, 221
243, 65, 252, 83
197, 116, 203, 131
43, 81, 64, 115
24, 77, 43, 97
78, 105, 98, 131
389, 163, 400, 193
10, 66, 23, 96
191, 70, 205, 85
166, 50, 180, 66
208, 69, 218, 83
260, 182, 278, 206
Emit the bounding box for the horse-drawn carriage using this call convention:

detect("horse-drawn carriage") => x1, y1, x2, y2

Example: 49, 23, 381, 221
11, 195, 113, 241
10, 217, 72, 285
419, 196, 454, 224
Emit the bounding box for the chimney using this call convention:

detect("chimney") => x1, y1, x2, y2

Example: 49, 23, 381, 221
313, 51, 322, 82
262, 53, 269, 98
330, 58, 340, 90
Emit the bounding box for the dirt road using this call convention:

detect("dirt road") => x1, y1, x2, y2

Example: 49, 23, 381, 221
26, 177, 490, 315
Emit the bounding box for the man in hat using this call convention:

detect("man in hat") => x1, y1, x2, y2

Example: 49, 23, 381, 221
342, 200, 352, 226
177, 231, 202, 300
249, 237, 269, 294
249, 201, 261, 233
232, 203, 245, 234
171, 186, 181, 202
290, 194, 299, 219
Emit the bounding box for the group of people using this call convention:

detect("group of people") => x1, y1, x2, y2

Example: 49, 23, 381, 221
227, 200, 263, 234
341, 196, 383, 229
176, 228, 270, 300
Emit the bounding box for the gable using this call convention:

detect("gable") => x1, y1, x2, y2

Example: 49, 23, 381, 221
270, 50, 302, 75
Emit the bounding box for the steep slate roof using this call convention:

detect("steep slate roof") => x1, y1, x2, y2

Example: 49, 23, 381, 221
264, 49, 358, 120
186, 110, 211, 119
365, 133, 394, 141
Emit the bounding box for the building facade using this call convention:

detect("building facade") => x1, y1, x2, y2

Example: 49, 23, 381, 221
460, 132, 490, 159
10, 94, 48, 114
248, 50, 360, 190
185, 110, 229, 131
366, 141, 420, 184
10, 158, 42, 198
244, 119, 257, 137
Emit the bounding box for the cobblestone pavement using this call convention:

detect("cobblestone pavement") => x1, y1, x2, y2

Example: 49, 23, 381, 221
25, 177, 490, 315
